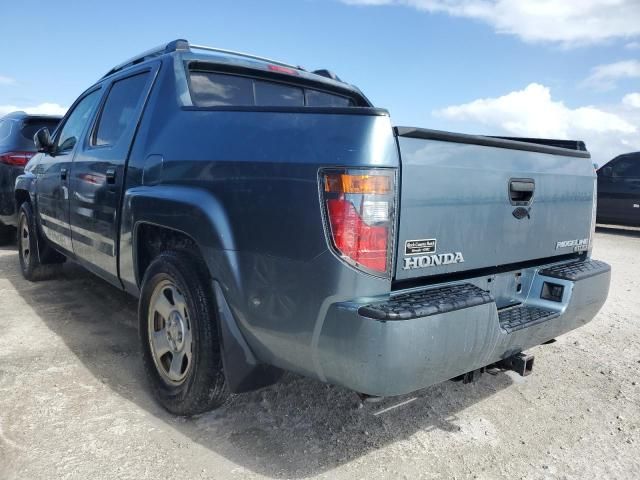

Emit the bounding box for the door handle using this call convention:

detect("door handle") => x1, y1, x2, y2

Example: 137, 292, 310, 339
106, 167, 116, 184
60, 167, 68, 181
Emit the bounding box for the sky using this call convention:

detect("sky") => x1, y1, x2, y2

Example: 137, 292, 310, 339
1, 0, 639, 165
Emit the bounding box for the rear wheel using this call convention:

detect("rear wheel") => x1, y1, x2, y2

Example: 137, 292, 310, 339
139, 250, 229, 416
17, 203, 62, 281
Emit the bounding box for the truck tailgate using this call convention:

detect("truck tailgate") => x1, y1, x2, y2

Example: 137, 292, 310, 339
394, 127, 595, 280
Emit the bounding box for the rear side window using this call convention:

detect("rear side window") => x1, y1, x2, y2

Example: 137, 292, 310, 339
94, 73, 149, 146
189, 71, 353, 108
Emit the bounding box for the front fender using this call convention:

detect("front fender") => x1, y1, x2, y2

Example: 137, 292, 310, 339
14, 171, 37, 204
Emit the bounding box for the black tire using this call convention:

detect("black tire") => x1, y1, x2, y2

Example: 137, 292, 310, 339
17, 202, 63, 281
139, 250, 229, 416
0, 225, 15, 246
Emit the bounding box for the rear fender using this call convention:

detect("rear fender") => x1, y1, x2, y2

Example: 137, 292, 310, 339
122, 185, 280, 392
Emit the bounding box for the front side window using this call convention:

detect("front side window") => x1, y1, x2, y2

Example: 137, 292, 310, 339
189, 70, 353, 108
93, 73, 150, 146
56, 90, 101, 153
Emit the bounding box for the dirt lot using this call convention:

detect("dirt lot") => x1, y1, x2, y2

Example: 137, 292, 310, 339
0, 229, 638, 480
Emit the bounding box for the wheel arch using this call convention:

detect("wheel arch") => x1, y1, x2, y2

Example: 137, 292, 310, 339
122, 185, 240, 292
14, 174, 51, 265
14, 172, 37, 209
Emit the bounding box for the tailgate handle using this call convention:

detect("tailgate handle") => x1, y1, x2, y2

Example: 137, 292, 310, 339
509, 178, 534, 205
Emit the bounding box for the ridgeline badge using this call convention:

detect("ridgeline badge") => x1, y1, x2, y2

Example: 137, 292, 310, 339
555, 238, 589, 252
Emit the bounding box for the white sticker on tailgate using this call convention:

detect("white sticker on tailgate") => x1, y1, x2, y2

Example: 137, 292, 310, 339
405, 238, 437, 256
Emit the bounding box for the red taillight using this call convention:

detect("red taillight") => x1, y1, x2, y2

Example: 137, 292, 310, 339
327, 198, 389, 272
322, 169, 396, 275
0, 151, 35, 167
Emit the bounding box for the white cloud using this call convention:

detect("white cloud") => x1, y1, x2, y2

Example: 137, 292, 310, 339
0, 75, 15, 86
623, 92, 640, 108
626, 41, 640, 50
582, 60, 640, 90
340, 0, 640, 47
434, 83, 640, 165
0, 103, 67, 117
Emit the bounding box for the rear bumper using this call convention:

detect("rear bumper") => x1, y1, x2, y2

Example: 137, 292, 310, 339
315, 259, 610, 397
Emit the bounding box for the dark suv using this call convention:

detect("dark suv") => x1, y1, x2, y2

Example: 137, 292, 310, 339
0, 111, 61, 243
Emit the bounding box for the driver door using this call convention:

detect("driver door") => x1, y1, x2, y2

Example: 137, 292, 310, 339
35, 89, 102, 253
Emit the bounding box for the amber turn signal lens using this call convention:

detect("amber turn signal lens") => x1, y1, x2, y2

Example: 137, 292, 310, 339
324, 174, 392, 195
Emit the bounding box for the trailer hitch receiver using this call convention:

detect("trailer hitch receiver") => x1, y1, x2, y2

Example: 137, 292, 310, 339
499, 352, 534, 377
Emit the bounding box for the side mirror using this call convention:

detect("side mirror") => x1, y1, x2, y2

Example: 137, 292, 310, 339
34, 127, 53, 153
601, 166, 613, 177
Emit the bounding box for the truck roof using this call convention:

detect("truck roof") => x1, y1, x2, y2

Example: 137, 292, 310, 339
101, 39, 371, 106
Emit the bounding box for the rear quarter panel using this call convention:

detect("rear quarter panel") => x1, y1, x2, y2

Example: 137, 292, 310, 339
121, 101, 400, 375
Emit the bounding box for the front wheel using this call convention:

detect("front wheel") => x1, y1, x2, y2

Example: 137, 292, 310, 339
139, 250, 229, 416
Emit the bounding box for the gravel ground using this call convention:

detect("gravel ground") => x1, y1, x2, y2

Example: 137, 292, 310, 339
0, 229, 638, 480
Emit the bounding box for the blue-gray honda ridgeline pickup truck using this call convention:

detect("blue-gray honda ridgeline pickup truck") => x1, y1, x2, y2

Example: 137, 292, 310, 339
15, 40, 611, 415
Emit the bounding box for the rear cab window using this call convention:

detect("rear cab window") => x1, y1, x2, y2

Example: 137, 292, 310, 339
188, 70, 356, 108
305, 90, 351, 107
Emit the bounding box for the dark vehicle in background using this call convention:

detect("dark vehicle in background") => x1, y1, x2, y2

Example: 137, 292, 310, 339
0, 111, 61, 243
597, 152, 640, 226
14, 40, 610, 416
